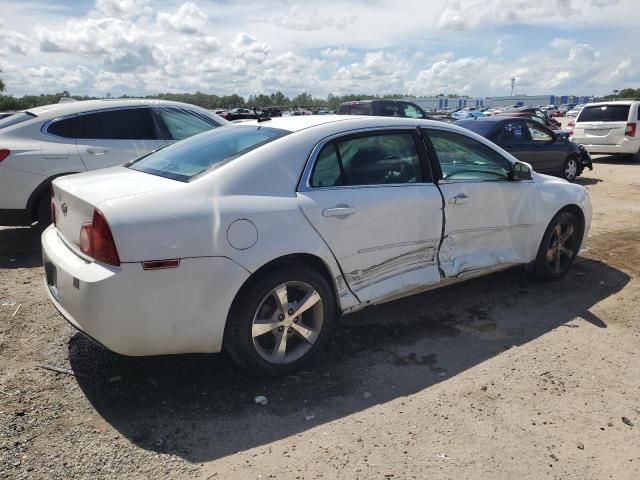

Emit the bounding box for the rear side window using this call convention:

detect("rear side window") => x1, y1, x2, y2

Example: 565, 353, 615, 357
577, 105, 631, 123
0, 112, 36, 130
376, 102, 400, 117
340, 103, 371, 115
128, 125, 288, 181
78, 108, 157, 140
155, 107, 220, 140
47, 116, 78, 138
494, 122, 527, 143
310, 132, 423, 187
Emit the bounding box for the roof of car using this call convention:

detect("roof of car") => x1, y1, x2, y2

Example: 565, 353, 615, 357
241, 115, 373, 132
25, 99, 205, 118
455, 116, 511, 123
582, 100, 638, 106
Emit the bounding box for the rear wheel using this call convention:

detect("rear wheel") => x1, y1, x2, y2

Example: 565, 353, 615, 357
562, 155, 579, 181
533, 211, 582, 280
224, 265, 336, 377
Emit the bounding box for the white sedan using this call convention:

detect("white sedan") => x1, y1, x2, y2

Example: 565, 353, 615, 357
42, 116, 592, 376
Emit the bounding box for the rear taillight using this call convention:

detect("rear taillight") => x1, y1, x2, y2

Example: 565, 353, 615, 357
0, 149, 10, 163
50, 185, 56, 226
625, 122, 636, 137
79, 209, 120, 266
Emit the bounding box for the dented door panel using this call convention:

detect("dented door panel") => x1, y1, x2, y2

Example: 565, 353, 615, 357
297, 185, 443, 303
438, 181, 539, 278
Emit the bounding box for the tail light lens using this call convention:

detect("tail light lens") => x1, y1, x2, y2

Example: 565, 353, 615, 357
625, 122, 636, 137
79, 209, 120, 266
0, 149, 10, 163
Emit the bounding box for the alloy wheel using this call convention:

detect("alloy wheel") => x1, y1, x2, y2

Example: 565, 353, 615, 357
251, 281, 324, 364
564, 158, 578, 181
546, 222, 577, 274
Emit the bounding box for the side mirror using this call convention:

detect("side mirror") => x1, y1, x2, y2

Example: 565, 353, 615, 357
512, 161, 532, 180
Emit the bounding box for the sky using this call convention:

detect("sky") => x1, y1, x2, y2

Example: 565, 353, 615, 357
0, 0, 638, 99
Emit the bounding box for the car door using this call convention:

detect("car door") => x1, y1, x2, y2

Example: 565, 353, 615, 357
423, 127, 538, 279
297, 129, 443, 303
525, 121, 563, 173
491, 120, 536, 166
76, 107, 167, 170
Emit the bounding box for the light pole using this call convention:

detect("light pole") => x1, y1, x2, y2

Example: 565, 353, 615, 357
510, 77, 515, 97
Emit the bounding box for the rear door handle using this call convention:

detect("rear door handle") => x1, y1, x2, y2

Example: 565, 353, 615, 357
448, 193, 468, 205
86, 148, 109, 155
322, 206, 356, 218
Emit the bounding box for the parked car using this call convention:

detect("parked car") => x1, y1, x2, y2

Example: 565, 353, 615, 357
566, 104, 586, 117
0, 99, 228, 227
570, 101, 640, 158
42, 115, 591, 376
219, 108, 258, 121
450, 108, 487, 120
337, 99, 430, 119
494, 110, 563, 131
455, 116, 592, 181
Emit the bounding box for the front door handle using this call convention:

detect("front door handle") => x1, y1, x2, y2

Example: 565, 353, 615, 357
322, 206, 356, 218
448, 193, 468, 205
86, 148, 109, 155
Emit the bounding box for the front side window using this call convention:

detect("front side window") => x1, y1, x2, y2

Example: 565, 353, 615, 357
78, 108, 157, 140
310, 132, 423, 187
526, 121, 553, 142
494, 122, 527, 143
155, 107, 221, 140
128, 125, 288, 181
427, 129, 511, 181
377, 102, 400, 117
402, 103, 424, 119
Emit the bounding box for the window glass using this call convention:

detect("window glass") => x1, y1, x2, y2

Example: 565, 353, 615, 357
78, 108, 157, 140
526, 121, 553, 142
47, 117, 78, 138
377, 102, 400, 117
427, 129, 511, 181
336, 132, 421, 185
0, 112, 36, 130
310, 144, 341, 187
577, 105, 630, 123
128, 125, 288, 182
347, 103, 372, 115
402, 103, 423, 118
156, 107, 221, 140
495, 122, 527, 143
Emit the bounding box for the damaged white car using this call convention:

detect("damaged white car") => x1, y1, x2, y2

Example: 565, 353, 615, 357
42, 116, 591, 376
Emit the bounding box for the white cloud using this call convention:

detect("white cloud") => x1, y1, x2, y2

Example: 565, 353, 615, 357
321, 46, 350, 59
157, 2, 208, 34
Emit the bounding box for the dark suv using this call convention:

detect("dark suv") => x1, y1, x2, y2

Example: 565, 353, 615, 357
337, 100, 429, 119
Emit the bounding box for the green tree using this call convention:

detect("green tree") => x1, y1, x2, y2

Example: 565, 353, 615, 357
0, 69, 5, 93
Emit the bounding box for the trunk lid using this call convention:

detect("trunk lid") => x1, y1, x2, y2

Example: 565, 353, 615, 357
52, 166, 177, 250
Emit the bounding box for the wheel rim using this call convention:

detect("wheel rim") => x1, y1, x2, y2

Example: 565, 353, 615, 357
565, 159, 577, 180
546, 221, 577, 274
252, 281, 324, 364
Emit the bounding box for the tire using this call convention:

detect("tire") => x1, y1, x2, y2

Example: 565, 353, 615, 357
224, 265, 336, 377
35, 193, 52, 230
532, 210, 582, 280
562, 155, 579, 181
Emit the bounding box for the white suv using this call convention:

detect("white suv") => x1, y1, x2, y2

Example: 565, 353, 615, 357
0, 99, 228, 226
571, 101, 640, 157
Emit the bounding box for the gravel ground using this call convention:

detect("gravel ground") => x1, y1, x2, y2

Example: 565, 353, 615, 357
1, 154, 639, 479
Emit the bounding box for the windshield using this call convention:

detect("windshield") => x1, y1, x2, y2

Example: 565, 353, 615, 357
577, 105, 630, 122
0, 112, 36, 130
128, 125, 289, 181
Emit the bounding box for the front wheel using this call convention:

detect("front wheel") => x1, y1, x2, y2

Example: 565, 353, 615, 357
562, 155, 579, 181
532, 211, 582, 280
224, 265, 336, 377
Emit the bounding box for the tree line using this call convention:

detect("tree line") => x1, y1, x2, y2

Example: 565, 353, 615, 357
0, 87, 405, 112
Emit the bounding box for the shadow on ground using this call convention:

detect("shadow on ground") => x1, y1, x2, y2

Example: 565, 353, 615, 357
0, 227, 42, 268
67, 256, 629, 463
591, 153, 639, 164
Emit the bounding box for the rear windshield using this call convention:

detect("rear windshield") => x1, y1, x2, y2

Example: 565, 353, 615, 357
577, 105, 630, 123
454, 120, 496, 136
0, 112, 36, 130
128, 125, 289, 182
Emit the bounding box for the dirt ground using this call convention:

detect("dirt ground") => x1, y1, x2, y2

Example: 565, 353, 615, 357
1, 154, 639, 480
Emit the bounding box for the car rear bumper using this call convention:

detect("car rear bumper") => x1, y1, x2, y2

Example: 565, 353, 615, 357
41, 225, 250, 356
573, 140, 640, 155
